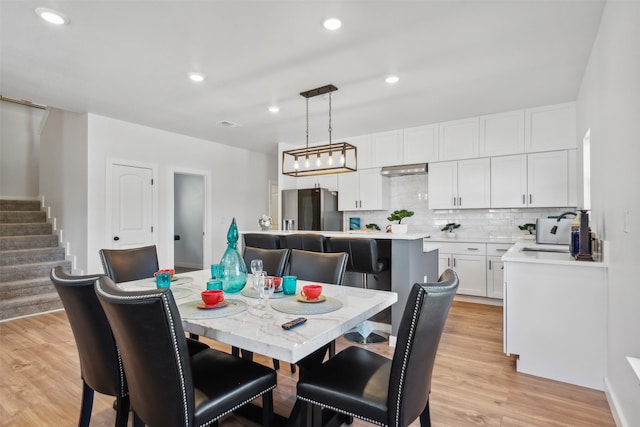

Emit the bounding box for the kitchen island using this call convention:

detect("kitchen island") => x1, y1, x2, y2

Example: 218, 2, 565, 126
502, 242, 608, 390
240, 230, 438, 344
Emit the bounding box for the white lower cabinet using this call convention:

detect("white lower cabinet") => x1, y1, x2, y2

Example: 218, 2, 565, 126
486, 244, 511, 298
437, 242, 487, 296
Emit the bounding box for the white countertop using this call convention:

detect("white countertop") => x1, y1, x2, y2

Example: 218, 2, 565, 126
423, 235, 527, 244
502, 242, 607, 268
241, 230, 429, 241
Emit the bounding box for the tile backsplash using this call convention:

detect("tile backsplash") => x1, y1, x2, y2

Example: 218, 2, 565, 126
345, 174, 575, 238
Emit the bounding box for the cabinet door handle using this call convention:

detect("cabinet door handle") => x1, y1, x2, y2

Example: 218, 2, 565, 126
459, 197, 462, 206
522, 194, 525, 205
467, 247, 479, 251
529, 194, 532, 204
355, 201, 358, 209
496, 248, 508, 252
452, 197, 456, 207
453, 257, 456, 268
447, 258, 450, 267
489, 260, 492, 269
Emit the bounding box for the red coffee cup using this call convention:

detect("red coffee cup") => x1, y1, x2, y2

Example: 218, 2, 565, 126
301, 284, 322, 300
201, 290, 224, 306
155, 268, 175, 278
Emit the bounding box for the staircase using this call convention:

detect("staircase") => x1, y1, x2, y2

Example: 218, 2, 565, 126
0, 200, 71, 321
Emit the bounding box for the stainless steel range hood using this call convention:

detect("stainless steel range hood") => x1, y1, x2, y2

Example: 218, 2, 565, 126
380, 163, 428, 177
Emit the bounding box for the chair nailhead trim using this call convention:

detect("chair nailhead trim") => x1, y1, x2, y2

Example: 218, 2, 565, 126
296, 396, 387, 427
198, 386, 276, 427
161, 294, 191, 427
393, 287, 424, 427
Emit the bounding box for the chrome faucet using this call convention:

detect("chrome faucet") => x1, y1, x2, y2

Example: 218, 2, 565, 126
550, 211, 577, 234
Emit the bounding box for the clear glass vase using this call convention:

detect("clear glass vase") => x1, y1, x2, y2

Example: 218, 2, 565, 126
218, 218, 247, 293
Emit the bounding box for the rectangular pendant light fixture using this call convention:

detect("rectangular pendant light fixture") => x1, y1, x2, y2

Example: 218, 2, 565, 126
281, 84, 358, 177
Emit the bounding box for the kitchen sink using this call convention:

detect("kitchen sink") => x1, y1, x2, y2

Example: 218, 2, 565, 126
521, 244, 569, 253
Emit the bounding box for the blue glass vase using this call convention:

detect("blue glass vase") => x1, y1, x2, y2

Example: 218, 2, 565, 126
218, 218, 247, 293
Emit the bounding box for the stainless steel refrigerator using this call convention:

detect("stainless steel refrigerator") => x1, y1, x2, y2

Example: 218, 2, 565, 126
281, 188, 343, 231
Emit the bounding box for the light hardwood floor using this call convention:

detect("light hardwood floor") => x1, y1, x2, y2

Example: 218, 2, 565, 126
0, 301, 615, 426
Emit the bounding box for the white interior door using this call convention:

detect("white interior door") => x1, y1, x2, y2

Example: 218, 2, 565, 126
111, 164, 154, 248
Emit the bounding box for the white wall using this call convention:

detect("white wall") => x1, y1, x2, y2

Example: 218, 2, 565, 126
86, 114, 275, 274
576, 1, 640, 425
0, 101, 45, 198
39, 108, 89, 273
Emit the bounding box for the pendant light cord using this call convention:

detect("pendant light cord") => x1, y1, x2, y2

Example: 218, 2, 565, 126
328, 92, 333, 147
305, 98, 309, 149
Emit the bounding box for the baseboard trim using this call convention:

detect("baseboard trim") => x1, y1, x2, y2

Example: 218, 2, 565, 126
604, 376, 628, 427
454, 295, 503, 306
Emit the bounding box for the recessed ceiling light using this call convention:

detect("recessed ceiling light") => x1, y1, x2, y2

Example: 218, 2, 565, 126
35, 7, 69, 25
385, 75, 400, 84
188, 72, 206, 83
268, 106, 280, 113
323, 18, 342, 31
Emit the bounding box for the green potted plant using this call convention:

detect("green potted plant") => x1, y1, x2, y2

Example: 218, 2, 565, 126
387, 209, 414, 234
441, 222, 461, 238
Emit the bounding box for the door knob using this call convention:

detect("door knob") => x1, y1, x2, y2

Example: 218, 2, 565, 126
113, 236, 120, 241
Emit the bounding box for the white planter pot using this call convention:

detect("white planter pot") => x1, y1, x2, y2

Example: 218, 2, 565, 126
391, 224, 408, 234
446, 232, 457, 239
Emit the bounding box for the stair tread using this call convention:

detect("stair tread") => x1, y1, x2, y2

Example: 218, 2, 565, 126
1, 276, 54, 286
0, 247, 64, 254
0, 260, 71, 271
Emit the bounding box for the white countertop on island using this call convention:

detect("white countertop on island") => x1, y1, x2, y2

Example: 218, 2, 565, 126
241, 230, 430, 240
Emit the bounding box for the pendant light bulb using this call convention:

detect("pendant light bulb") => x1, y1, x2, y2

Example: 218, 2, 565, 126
340, 150, 346, 165
328, 151, 333, 165
305, 155, 310, 169
294, 156, 299, 170
316, 153, 321, 167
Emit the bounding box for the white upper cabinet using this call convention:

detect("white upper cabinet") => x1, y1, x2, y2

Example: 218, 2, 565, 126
491, 154, 528, 208
457, 158, 491, 208
403, 124, 439, 163
525, 102, 577, 152
527, 150, 569, 207
337, 168, 389, 211
295, 174, 338, 191
370, 130, 404, 167
427, 161, 458, 209
346, 134, 372, 169
479, 110, 525, 157
439, 117, 479, 161
428, 158, 490, 209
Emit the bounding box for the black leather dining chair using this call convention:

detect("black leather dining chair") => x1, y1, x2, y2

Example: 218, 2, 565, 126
243, 247, 290, 277
288, 249, 349, 359
242, 247, 293, 372
287, 249, 348, 285
49, 266, 130, 427
296, 269, 459, 427
99, 245, 159, 283
95, 276, 278, 427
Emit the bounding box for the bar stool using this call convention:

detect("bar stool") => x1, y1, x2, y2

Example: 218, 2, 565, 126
328, 237, 390, 344
243, 233, 282, 249
281, 233, 326, 252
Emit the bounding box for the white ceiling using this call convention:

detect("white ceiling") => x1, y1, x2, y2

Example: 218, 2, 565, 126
1, 1, 605, 154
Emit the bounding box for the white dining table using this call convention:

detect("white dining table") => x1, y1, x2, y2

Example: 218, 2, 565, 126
118, 269, 397, 365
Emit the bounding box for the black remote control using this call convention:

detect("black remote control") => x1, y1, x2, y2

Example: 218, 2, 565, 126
282, 317, 307, 330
